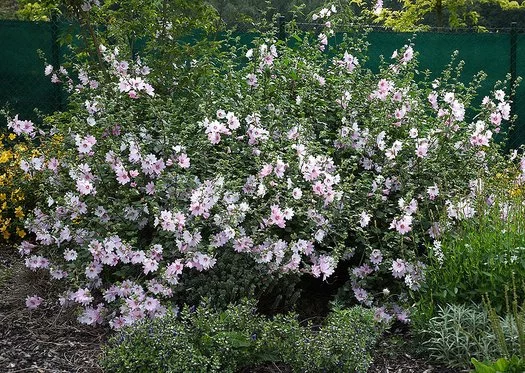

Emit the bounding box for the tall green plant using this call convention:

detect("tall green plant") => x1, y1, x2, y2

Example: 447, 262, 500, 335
417, 186, 525, 320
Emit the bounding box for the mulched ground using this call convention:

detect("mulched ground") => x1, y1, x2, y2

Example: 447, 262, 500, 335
0, 245, 107, 373
0, 244, 464, 373
368, 332, 464, 373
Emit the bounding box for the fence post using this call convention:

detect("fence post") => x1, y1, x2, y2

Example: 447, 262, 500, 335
278, 15, 286, 41
510, 22, 517, 101
507, 22, 518, 150
50, 11, 62, 111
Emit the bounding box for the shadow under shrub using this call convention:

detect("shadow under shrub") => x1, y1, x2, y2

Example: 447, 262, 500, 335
101, 299, 382, 373
172, 249, 302, 314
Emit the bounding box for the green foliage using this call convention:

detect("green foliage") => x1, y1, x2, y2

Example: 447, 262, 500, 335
374, 0, 519, 31
482, 278, 525, 361
102, 300, 382, 373
172, 249, 302, 312
15, 0, 58, 21
417, 190, 525, 320
420, 303, 525, 369
472, 356, 525, 373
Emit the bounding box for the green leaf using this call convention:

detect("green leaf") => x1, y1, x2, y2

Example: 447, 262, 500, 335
471, 358, 496, 373
493, 358, 510, 371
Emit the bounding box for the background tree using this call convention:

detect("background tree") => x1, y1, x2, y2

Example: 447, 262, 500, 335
373, 0, 525, 30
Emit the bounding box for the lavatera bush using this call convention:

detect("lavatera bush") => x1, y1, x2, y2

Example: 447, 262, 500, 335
13, 14, 511, 327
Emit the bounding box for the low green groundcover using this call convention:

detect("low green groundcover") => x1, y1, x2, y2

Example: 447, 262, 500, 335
101, 300, 382, 373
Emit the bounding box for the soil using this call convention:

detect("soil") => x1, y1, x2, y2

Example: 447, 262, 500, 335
0, 244, 464, 373
0, 245, 107, 373
368, 330, 465, 373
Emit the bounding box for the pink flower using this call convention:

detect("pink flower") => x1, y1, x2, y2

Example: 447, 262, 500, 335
44, 64, 53, 76
145, 181, 155, 195
25, 255, 50, 270
292, 188, 303, 200
78, 306, 103, 325
428, 92, 439, 110
64, 249, 78, 261
359, 211, 371, 227
143, 297, 160, 312
166, 260, 184, 276
226, 112, 240, 130
76, 135, 97, 154
269, 205, 286, 228
391, 215, 412, 235
26, 295, 43, 310
143, 258, 159, 274
274, 160, 286, 178
498, 102, 511, 120
8, 115, 35, 137
115, 165, 130, 184
72, 288, 93, 306
233, 236, 254, 253
246, 73, 258, 87
259, 164, 273, 178
76, 179, 95, 195
312, 181, 326, 196
352, 287, 369, 303
109, 316, 127, 330
394, 106, 406, 120
318, 255, 335, 280
427, 185, 439, 200
391, 259, 407, 278
178, 153, 190, 168
402, 46, 413, 63
353, 264, 373, 279
370, 249, 383, 265
85, 262, 103, 279
318, 33, 328, 51
416, 140, 428, 158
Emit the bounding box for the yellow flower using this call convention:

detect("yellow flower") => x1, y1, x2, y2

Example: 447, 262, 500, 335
16, 227, 26, 238
0, 151, 11, 163
8, 133, 16, 141
2, 230, 10, 240
14, 206, 24, 219
510, 188, 523, 197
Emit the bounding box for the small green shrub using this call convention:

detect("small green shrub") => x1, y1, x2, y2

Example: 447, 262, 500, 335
102, 300, 382, 373
421, 303, 525, 369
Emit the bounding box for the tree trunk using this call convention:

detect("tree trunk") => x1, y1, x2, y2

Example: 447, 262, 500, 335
435, 0, 444, 28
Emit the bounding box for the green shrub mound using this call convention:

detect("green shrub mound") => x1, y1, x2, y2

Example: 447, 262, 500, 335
421, 303, 525, 369
102, 300, 382, 373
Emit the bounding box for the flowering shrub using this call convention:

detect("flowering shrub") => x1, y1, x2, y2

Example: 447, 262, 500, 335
15, 4, 513, 326
0, 127, 45, 242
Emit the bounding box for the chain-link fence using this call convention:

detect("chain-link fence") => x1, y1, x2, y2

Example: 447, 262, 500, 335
0, 19, 63, 125
1, 18, 524, 147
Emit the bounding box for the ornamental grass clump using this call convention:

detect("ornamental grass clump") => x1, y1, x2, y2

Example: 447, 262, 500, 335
11, 1, 516, 327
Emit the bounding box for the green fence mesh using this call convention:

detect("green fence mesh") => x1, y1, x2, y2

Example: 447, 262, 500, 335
0, 19, 524, 147
0, 20, 62, 125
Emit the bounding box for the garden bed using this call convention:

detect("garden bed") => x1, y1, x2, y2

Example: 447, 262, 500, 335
0, 245, 106, 373
1, 244, 464, 373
